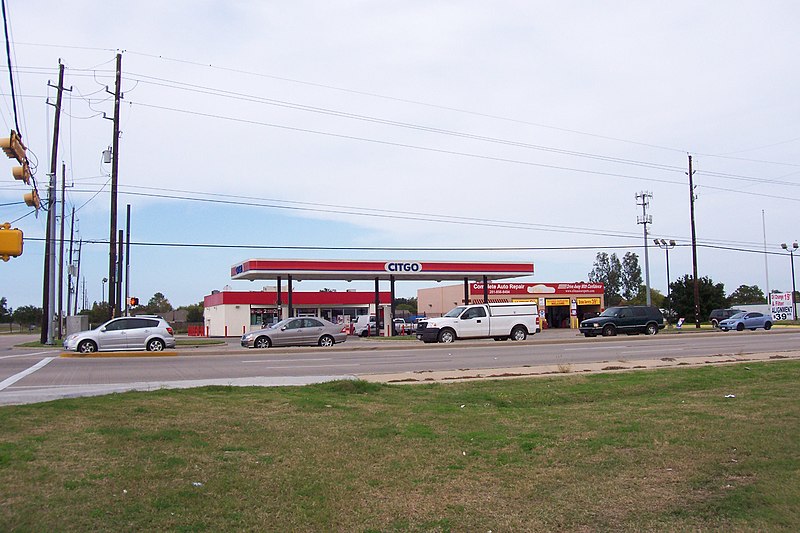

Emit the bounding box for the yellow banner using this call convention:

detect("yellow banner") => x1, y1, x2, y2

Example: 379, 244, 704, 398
577, 298, 601, 306
546, 298, 570, 306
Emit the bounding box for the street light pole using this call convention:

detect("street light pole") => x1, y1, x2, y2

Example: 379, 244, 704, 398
655, 239, 677, 323
781, 242, 798, 320
101, 277, 108, 305
636, 191, 653, 306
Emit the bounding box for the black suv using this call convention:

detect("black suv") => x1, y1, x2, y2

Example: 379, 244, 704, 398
579, 306, 664, 337
708, 308, 743, 328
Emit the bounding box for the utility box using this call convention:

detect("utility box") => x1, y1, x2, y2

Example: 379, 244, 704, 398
65, 315, 89, 337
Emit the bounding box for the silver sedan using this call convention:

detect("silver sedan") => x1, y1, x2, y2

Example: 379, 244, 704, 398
241, 317, 348, 348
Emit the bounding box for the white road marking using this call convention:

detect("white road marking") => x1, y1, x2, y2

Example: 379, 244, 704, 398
242, 358, 333, 364
0, 357, 56, 391
0, 351, 58, 360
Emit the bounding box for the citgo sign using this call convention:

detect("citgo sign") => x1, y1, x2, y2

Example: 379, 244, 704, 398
384, 262, 422, 273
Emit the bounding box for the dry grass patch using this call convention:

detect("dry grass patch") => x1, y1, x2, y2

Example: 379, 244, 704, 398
0, 362, 799, 531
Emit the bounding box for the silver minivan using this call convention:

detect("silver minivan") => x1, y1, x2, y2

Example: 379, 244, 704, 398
63, 316, 176, 353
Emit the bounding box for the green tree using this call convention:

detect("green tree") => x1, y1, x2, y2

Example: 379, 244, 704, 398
79, 302, 110, 327
629, 287, 665, 308
620, 252, 643, 301
181, 301, 204, 323
589, 252, 622, 306
146, 292, 173, 313
669, 275, 727, 322
728, 284, 765, 305
0, 297, 11, 323
12, 305, 42, 328
394, 297, 417, 314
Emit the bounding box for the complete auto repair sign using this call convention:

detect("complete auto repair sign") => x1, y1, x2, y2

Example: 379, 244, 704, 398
770, 292, 796, 321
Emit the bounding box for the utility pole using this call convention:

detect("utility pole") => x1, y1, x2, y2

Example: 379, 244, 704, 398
57, 162, 66, 339
105, 52, 123, 319
40, 62, 67, 345
636, 191, 653, 306
688, 155, 701, 328
66, 205, 75, 318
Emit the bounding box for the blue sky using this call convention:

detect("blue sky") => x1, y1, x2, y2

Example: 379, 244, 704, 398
1, 1, 798, 310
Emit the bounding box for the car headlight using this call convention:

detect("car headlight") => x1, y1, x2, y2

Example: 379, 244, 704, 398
242, 334, 253, 341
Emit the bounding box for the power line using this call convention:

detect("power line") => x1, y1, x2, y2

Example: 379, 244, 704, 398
19, 237, 790, 257
123, 49, 690, 154
124, 71, 688, 175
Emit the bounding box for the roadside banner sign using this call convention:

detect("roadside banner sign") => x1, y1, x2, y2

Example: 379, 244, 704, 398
770, 292, 795, 321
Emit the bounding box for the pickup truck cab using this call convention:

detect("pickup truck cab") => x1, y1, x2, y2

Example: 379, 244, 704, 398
417, 303, 539, 343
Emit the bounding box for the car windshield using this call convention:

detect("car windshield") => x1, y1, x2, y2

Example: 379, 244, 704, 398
729, 312, 747, 320
599, 307, 623, 317
444, 306, 467, 318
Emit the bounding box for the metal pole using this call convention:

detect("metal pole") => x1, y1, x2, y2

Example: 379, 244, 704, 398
125, 205, 131, 316
390, 275, 396, 335
791, 246, 798, 320
57, 163, 66, 339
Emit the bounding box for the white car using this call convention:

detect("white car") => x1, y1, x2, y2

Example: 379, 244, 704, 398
63, 316, 176, 353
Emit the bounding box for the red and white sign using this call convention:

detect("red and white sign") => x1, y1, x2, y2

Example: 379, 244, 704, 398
770, 292, 796, 321
471, 282, 604, 296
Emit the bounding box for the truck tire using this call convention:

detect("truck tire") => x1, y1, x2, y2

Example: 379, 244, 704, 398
602, 324, 616, 337
510, 326, 527, 341
438, 329, 456, 343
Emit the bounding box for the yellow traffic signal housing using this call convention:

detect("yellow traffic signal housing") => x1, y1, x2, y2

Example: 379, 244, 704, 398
1, 131, 31, 185
12, 161, 31, 184
23, 189, 40, 209
0, 222, 23, 261
0, 131, 26, 162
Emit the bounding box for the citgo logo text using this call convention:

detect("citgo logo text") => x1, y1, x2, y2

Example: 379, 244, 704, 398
385, 262, 422, 272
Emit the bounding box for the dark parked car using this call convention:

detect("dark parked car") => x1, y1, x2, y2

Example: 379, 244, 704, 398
709, 308, 744, 328
579, 306, 665, 337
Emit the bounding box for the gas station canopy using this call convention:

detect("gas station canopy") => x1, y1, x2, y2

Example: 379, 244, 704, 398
231, 259, 534, 282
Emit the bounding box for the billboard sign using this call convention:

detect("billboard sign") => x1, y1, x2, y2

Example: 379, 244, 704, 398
770, 292, 795, 321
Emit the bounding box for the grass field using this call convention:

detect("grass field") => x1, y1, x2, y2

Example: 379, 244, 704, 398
1, 361, 799, 531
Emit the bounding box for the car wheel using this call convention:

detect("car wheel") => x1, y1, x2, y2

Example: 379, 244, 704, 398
511, 326, 527, 341
645, 323, 658, 336
711, 319, 719, 328
764, 322, 772, 330
147, 339, 165, 352
602, 324, 616, 337
254, 336, 271, 349
318, 335, 335, 347
736, 323, 745, 331
77, 340, 97, 353
438, 329, 455, 343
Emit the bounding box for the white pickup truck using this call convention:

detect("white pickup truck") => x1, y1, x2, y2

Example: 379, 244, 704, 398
416, 303, 540, 343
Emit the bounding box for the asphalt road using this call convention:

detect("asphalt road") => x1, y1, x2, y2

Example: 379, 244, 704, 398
1, 328, 799, 405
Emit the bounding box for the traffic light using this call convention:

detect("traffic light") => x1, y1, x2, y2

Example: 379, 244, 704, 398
23, 189, 40, 209
129, 297, 139, 306
0, 222, 23, 261
0, 130, 31, 185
